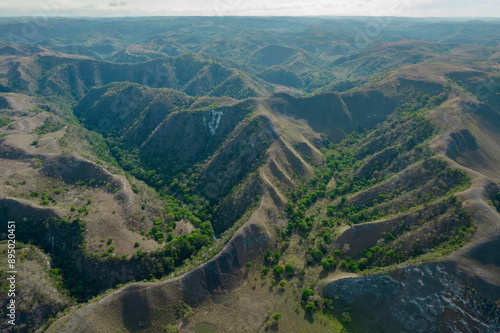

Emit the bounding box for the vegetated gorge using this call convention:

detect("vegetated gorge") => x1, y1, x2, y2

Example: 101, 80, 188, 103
0, 16, 499, 333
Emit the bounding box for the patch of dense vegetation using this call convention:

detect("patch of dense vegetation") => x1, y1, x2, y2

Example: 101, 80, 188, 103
0, 211, 213, 302
34, 116, 64, 135
285, 110, 438, 231
109, 145, 215, 236
490, 189, 500, 213
342, 197, 475, 273
327, 159, 471, 224
0, 115, 13, 127
0, 214, 88, 299
279, 107, 473, 274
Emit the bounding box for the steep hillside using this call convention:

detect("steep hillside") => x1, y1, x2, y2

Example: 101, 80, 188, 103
74, 82, 195, 140
318, 64, 500, 332
0, 243, 74, 333
0, 92, 217, 328
40, 54, 274, 100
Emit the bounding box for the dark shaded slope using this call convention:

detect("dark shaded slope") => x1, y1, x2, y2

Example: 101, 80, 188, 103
74, 82, 194, 141
41, 54, 274, 100
264, 82, 437, 142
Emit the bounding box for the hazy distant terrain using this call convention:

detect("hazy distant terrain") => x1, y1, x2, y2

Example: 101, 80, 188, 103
0, 17, 499, 332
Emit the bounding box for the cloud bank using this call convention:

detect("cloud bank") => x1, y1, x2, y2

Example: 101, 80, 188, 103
0, 0, 499, 17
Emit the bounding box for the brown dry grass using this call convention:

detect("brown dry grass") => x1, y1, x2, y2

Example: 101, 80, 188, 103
0, 95, 165, 257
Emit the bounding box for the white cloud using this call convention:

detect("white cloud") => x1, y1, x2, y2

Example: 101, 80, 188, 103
109, 1, 128, 7
0, 0, 499, 17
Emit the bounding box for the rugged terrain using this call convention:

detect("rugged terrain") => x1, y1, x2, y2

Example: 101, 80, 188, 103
0, 17, 499, 333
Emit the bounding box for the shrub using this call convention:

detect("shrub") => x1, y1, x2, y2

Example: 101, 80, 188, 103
321, 255, 337, 270
272, 312, 282, 321
273, 265, 284, 276
310, 248, 324, 262
246, 261, 252, 268
273, 250, 281, 262
279, 280, 287, 288
175, 303, 193, 320
324, 298, 333, 310
163, 324, 179, 333
301, 288, 314, 300
107, 238, 113, 245
306, 301, 317, 312
78, 205, 89, 214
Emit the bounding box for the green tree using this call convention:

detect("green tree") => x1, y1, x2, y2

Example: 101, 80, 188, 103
301, 288, 314, 300
310, 248, 323, 262
306, 301, 317, 312
321, 255, 337, 270
273, 265, 284, 276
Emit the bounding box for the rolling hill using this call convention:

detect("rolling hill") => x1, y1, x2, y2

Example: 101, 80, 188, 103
0, 16, 499, 333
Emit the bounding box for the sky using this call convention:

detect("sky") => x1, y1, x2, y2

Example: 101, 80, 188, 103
0, 0, 499, 18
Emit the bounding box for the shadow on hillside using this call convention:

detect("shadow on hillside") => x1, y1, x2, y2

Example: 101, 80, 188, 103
304, 310, 315, 323
319, 270, 330, 279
